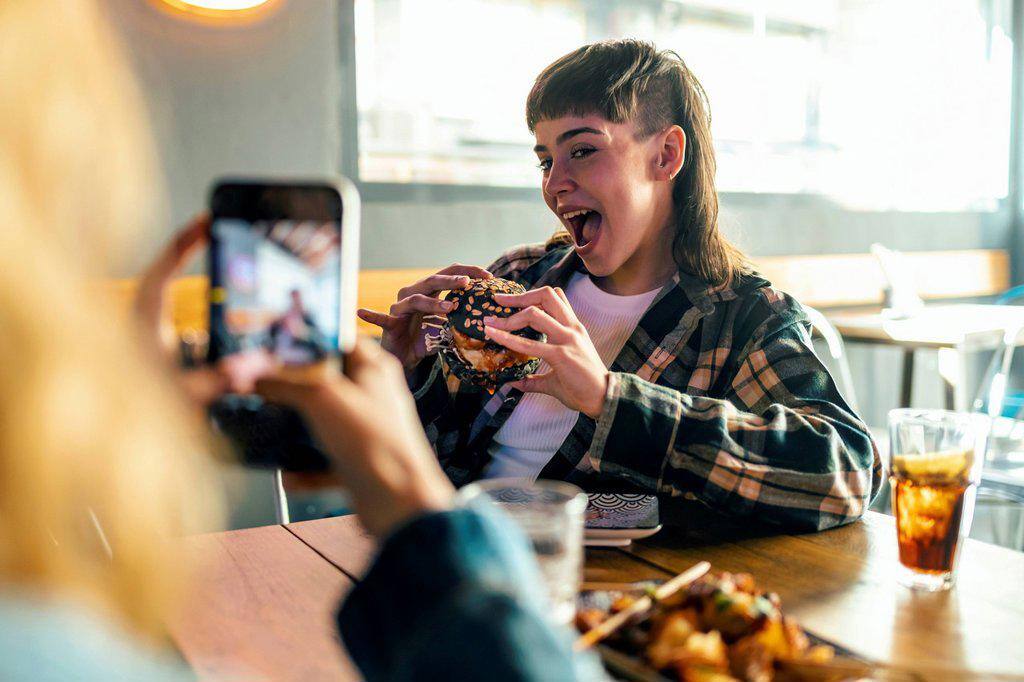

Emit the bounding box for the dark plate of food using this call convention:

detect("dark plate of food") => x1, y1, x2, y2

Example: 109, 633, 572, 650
576, 571, 894, 682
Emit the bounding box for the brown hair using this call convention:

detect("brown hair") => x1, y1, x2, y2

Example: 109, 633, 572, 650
526, 40, 750, 286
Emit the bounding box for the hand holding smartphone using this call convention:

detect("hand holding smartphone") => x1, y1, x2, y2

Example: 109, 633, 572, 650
206, 177, 359, 472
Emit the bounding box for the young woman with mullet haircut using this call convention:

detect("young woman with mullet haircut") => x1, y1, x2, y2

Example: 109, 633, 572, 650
363, 40, 882, 532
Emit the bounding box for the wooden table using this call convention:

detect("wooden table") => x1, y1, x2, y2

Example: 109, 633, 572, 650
170, 509, 1024, 681
826, 304, 1024, 412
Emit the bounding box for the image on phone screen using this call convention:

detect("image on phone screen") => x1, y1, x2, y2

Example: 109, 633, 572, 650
210, 218, 341, 367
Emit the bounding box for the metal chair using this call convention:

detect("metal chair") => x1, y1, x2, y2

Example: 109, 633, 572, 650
803, 305, 860, 414
273, 469, 290, 524
968, 288, 1024, 551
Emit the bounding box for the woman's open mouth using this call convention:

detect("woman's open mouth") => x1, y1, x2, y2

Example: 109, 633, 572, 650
562, 208, 603, 252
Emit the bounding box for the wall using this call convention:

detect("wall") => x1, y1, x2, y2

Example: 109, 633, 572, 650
103, 0, 343, 271
108, 2, 1010, 273
361, 196, 1011, 269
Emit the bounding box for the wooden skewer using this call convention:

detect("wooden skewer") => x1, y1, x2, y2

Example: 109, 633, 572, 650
574, 560, 710, 652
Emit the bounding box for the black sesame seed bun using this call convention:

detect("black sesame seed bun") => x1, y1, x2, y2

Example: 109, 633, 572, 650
443, 277, 545, 342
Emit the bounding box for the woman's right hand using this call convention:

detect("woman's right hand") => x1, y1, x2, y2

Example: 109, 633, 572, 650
255, 339, 456, 537
357, 264, 492, 369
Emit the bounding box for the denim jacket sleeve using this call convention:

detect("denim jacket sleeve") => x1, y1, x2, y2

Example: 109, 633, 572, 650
336, 500, 607, 682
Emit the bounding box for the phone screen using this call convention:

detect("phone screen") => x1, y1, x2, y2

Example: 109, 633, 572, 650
206, 180, 351, 472
210, 217, 341, 366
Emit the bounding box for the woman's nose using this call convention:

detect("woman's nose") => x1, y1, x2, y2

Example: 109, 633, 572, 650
543, 161, 575, 197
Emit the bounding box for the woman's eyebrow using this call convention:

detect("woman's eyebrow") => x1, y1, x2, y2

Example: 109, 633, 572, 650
533, 126, 605, 153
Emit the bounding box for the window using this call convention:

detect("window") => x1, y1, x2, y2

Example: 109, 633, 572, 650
354, 0, 1012, 210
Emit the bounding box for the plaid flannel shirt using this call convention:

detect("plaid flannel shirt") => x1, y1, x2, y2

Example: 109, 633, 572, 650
408, 242, 882, 531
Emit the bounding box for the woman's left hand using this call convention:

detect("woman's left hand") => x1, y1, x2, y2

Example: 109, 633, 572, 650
483, 286, 608, 419
135, 214, 260, 407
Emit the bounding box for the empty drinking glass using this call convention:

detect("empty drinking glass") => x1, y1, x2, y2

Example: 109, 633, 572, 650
458, 479, 587, 624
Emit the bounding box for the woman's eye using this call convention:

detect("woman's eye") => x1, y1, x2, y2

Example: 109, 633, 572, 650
570, 146, 596, 160
536, 158, 552, 172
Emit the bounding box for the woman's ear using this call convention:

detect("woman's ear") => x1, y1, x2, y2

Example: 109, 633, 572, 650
654, 125, 685, 181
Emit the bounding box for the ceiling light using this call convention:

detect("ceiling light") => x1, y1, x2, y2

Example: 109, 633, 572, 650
171, 0, 269, 9
156, 0, 280, 22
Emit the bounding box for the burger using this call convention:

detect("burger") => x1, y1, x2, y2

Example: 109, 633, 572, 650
435, 277, 543, 389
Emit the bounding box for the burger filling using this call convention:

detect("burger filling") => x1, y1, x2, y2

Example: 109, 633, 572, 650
452, 329, 532, 374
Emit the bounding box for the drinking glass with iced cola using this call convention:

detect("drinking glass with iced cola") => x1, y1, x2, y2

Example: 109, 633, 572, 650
888, 409, 985, 591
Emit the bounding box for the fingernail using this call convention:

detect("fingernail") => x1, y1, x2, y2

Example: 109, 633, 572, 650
483, 316, 497, 324
443, 301, 456, 311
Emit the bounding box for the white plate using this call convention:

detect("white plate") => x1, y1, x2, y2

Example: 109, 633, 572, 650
584, 524, 663, 547
586, 494, 659, 529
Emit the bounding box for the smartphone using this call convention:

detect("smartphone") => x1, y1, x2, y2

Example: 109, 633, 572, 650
206, 178, 360, 472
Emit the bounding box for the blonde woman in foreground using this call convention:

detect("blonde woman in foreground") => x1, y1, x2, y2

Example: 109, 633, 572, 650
0, 2, 597, 679
0, 1, 217, 678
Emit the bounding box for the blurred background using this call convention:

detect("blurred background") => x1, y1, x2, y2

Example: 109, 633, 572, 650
102, 0, 1024, 539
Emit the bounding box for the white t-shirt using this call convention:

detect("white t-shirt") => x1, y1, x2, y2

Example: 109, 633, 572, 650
482, 272, 662, 480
